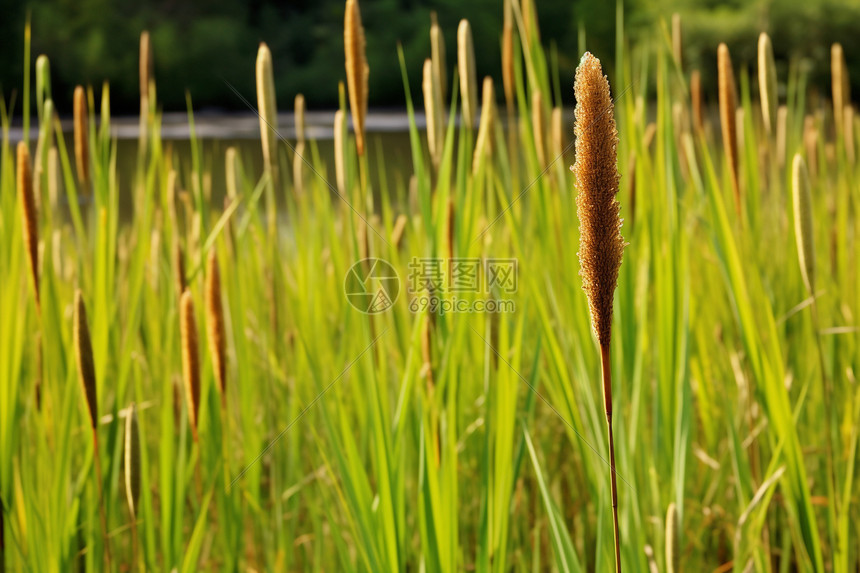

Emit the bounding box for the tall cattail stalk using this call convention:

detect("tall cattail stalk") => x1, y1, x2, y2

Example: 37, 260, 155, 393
458, 19, 478, 129
34, 99, 54, 209
139, 31, 152, 156
35, 55, 51, 122
18, 143, 40, 311
532, 89, 547, 168
758, 33, 778, 136
671, 13, 682, 69
473, 76, 495, 173
334, 109, 347, 196
73, 290, 111, 565
344, 0, 368, 156
180, 290, 201, 441
690, 70, 704, 136
430, 12, 447, 104
573, 53, 625, 572
256, 42, 279, 236
423, 58, 444, 167
832, 43, 849, 140
502, 0, 515, 113
718, 43, 740, 217
845, 105, 856, 165
74, 86, 90, 186
205, 251, 227, 405
293, 94, 306, 195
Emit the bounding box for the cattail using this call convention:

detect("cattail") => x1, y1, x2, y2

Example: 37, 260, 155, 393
391, 214, 408, 248
35, 55, 51, 122
47, 147, 59, 214
18, 143, 39, 309
180, 290, 201, 440
124, 403, 141, 517
845, 105, 856, 165
256, 42, 279, 233
473, 76, 495, 173
139, 31, 152, 151
205, 251, 227, 401
344, 0, 368, 156
691, 70, 703, 135
574, 53, 625, 347
294, 94, 306, 146
225, 147, 239, 200
73, 290, 98, 429
573, 52, 624, 572
502, 0, 515, 112
423, 59, 443, 167
430, 12, 447, 100
758, 33, 778, 135
671, 13, 682, 69
665, 503, 679, 573
174, 242, 186, 300
776, 104, 788, 167
293, 94, 306, 195
792, 154, 815, 295
33, 99, 54, 211
735, 108, 746, 161
458, 20, 478, 129
718, 43, 740, 216
334, 109, 347, 196
74, 86, 90, 185
532, 89, 547, 168
832, 43, 848, 139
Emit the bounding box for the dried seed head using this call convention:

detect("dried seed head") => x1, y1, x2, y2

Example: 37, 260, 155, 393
124, 403, 141, 518
345, 0, 369, 155
718, 43, 740, 216
225, 147, 239, 200
73, 290, 98, 429
256, 43, 279, 188
180, 289, 201, 439
532, 89, 547, 167
423, 58, 443, 167
758, 33, 778, 135
74, 86, 89, 185
430, 12, 447, 99
458, 20, 478, 128
671, 14, 682, 69
792, 153, 816, 295
18, 143, 40, 309
473, 76, 495, 173
334, 109, 347, 196
691, 70, 704, 135
295, 94, 306, 145
573, 53, 625, 347
832, 43, 848, 138
205, 251, 227, 400
139, 31, 152, 100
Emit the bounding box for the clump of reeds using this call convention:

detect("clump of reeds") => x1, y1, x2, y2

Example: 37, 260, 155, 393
180, 290, 201, 441
473, 76, 495, 173
74, 86, 89, 186
293, 94, 306, 195
758, 33, 777, 135
573, 52, 625, 572
532, 89, 547, 167
205, 251, 227, 404
717, 43, 740, 216
344, 0, 368, 156
423, 58, 444, 167
18, 143, 40, 310
124, 403, 141, 517
73, 290, 99, 429
458, 19, 478, 129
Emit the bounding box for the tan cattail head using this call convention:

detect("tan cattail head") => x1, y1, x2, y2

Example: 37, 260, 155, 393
344, 0, 369, 155
473, 76, 495, 173
458, 19, 478, 128
205, 250, 227, 400
717, 43, 740, 215
532, 89, 547, 167
225, 147, 239, 200
124, 403, 141, 517
180, 289, 201, 439
423, 58, 443, 167
430, 12, 447, 99
573, 53, 625, 347
256, 43, 279, 185
140, 31, 152, 99
758, 33, 778, 135
502, 0, 515, 112
671, 13, 682, 68
776, 104, 788, 167
792, 153, 816, 295
832, 43, 848, 138
73, 290, 98, 429
295, 94, 306, 145
18, 143, 39, 309
74, 86, 89, 185
334, 109, 347, 195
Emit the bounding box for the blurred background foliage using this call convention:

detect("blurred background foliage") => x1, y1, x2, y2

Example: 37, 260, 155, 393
1, 0, 859, 114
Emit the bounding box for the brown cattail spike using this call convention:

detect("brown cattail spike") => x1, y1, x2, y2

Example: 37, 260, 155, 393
344, 0, 369, 156
73, 290, 99, 429
502, 0, 515, 112
573, 53, 625, 348
74, 86, 89, 185
205, 251, 227, 401
180, 289, 201, 439
691, 70, 703, 135
18, 143, 40, 309
717, 43, 740, 217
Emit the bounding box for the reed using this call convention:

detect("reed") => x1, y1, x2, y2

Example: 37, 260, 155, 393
458, 19, 478, 129
180, 289, 201, 441
792, 154, 815, 295
334, 109, 347, 196
47, 147, 59, 214
473, 76, 495, 173
573, 52, 625, 572
18, 143, 39, 310
551, 106, 564, 160
174, 242, 186, 300
832, 43, 848, 139
671, 14, 682, 69
73, 290, 98, 429
776, 104, 788, 168
205, 250, 227, 403
717, 43, 740, 216
74, 86, 89, 186
803, 114, 818, 179
344, 0, 368, 156
532, 89, 547, 168
430, 12, 447, 101
256, 42, 279, 234
294, 94, 306, 194
35, 55, 51, 122
423, 58, 443, 167
139, 31, 152, 154
758, 33, 777, 135
225, 147, 239, 200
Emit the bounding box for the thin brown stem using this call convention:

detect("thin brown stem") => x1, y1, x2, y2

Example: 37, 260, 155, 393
601, 343, 621, 572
